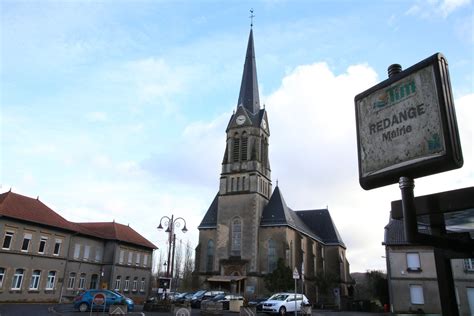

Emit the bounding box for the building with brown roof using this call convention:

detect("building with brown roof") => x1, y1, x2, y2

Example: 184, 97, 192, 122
0, 190, 157, 303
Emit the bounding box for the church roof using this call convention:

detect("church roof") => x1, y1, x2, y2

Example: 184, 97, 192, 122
198, 193, 219, 229
237, 28, 260, 114
260, 186, 345, 247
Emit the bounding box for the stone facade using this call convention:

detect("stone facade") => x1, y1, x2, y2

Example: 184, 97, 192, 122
194, 29, 351, 307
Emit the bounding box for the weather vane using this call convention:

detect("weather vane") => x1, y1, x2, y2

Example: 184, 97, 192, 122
250, 9, 255, 27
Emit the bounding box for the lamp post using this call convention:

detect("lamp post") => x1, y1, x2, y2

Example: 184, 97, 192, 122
157, 214, 188, 280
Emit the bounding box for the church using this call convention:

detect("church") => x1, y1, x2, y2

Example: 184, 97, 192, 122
194, 27, 352, 306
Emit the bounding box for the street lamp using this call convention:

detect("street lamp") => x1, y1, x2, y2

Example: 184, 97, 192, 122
157, 214, 188, 279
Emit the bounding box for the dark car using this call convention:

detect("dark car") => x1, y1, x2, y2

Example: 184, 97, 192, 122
73, 289, 134, 312
173, 292, 193, 304
248, 296, 269, 312
190, 290, 224, 308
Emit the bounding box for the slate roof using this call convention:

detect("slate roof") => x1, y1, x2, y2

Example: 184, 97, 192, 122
237, 28, 260, 114
198, 193, 219, 229
260, 186, 346, 247
0, 190, 157, 249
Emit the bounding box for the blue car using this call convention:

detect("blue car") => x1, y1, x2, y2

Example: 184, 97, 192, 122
73, 289, 134, 312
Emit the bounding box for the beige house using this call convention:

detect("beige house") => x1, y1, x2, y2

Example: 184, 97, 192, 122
384, 217, 474, 314
194, 28, 351, 307
0, 190, 157, 303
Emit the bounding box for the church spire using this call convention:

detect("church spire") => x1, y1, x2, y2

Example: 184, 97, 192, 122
237, 28, 260, 114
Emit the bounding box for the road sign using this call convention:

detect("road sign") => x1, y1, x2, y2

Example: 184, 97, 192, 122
93, 292, 105, 305
292, 267, 299, 279
355, 53, 463, 190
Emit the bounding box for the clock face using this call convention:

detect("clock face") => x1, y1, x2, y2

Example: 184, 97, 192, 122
262, 120, 267, 129
236, 115, 246, 125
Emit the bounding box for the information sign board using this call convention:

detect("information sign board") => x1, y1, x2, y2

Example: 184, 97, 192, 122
355, 53, 463, 189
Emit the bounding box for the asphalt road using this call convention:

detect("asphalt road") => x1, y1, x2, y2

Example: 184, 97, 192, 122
0, 304, 391, 316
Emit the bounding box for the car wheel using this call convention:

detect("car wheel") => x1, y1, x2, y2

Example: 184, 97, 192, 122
79, 302, 89, 312
279, 306, 286, 315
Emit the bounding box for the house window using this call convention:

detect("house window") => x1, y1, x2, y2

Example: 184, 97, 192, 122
135, 253, 140, 266
73, 244, 81, 259
67, 272, 76, 289
464, 258, 474, 271
119, 250, 125, 264
29, 270, 41, 290
206, 240, 214, 272
78, 273, 86, 289
0, 267, 5, 289
132, 277, 138, 292
114, 276, 121, 291
124, 277, 130, 291
83, 245, 90, 261
3, 231, 14, 249
11, 268, 24, 290
95, 248, 102, 262
90, 274, 98, 289
46, 271, 56, 290
38, 236, 48, 254
140, 278, 145, 292
128, 252, 133, 265
410, 285, 424, 304
143, 254, 148, 267
231, 218, 242, 256
407, 253, 421, 271
21, 233, 32, 252
242, 176, 246, 191
53, 239, 62, 256
268, 239, 277, 272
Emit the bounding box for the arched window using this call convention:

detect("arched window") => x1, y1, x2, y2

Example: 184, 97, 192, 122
241, 132, 248, 161
206, 240, 214, 272
11, 268, 24, 290
233, 133, 240, 162
268, 239, 277, 272
231, 218, 242, 256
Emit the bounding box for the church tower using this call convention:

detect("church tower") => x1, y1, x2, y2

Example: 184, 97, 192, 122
195, 28, 350, 302
196, 27, 271, 291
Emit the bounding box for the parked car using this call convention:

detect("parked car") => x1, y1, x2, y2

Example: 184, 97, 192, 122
248, 296, 268, 312
191, 290, 225, 308
172, 291, 193, 304
73, 289, 134, 312
261, 293, 309, 315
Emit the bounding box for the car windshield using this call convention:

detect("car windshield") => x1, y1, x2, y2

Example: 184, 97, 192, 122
268, 294, 289, 301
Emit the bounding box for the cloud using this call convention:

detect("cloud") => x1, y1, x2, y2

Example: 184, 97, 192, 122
406, 0, 471, 18
262, 61, 473, 272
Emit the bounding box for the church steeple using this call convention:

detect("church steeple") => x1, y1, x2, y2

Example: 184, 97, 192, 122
237, 29, 260, 114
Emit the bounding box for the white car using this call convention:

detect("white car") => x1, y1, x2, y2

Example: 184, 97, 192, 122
262, 292, 309, 315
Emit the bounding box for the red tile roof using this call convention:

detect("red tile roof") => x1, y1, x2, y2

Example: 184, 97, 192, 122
0, 191, 157, 249
76, 222, 157, 249
0, 190, 75, 231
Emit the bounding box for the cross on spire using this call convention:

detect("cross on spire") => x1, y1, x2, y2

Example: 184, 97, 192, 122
249, 9, 255, 28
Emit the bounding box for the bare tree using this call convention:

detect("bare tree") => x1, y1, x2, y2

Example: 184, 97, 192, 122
180, 239, 194, 291
174, 238, 183, 279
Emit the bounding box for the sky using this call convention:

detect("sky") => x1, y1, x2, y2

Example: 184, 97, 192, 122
1, 0, 473, 273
